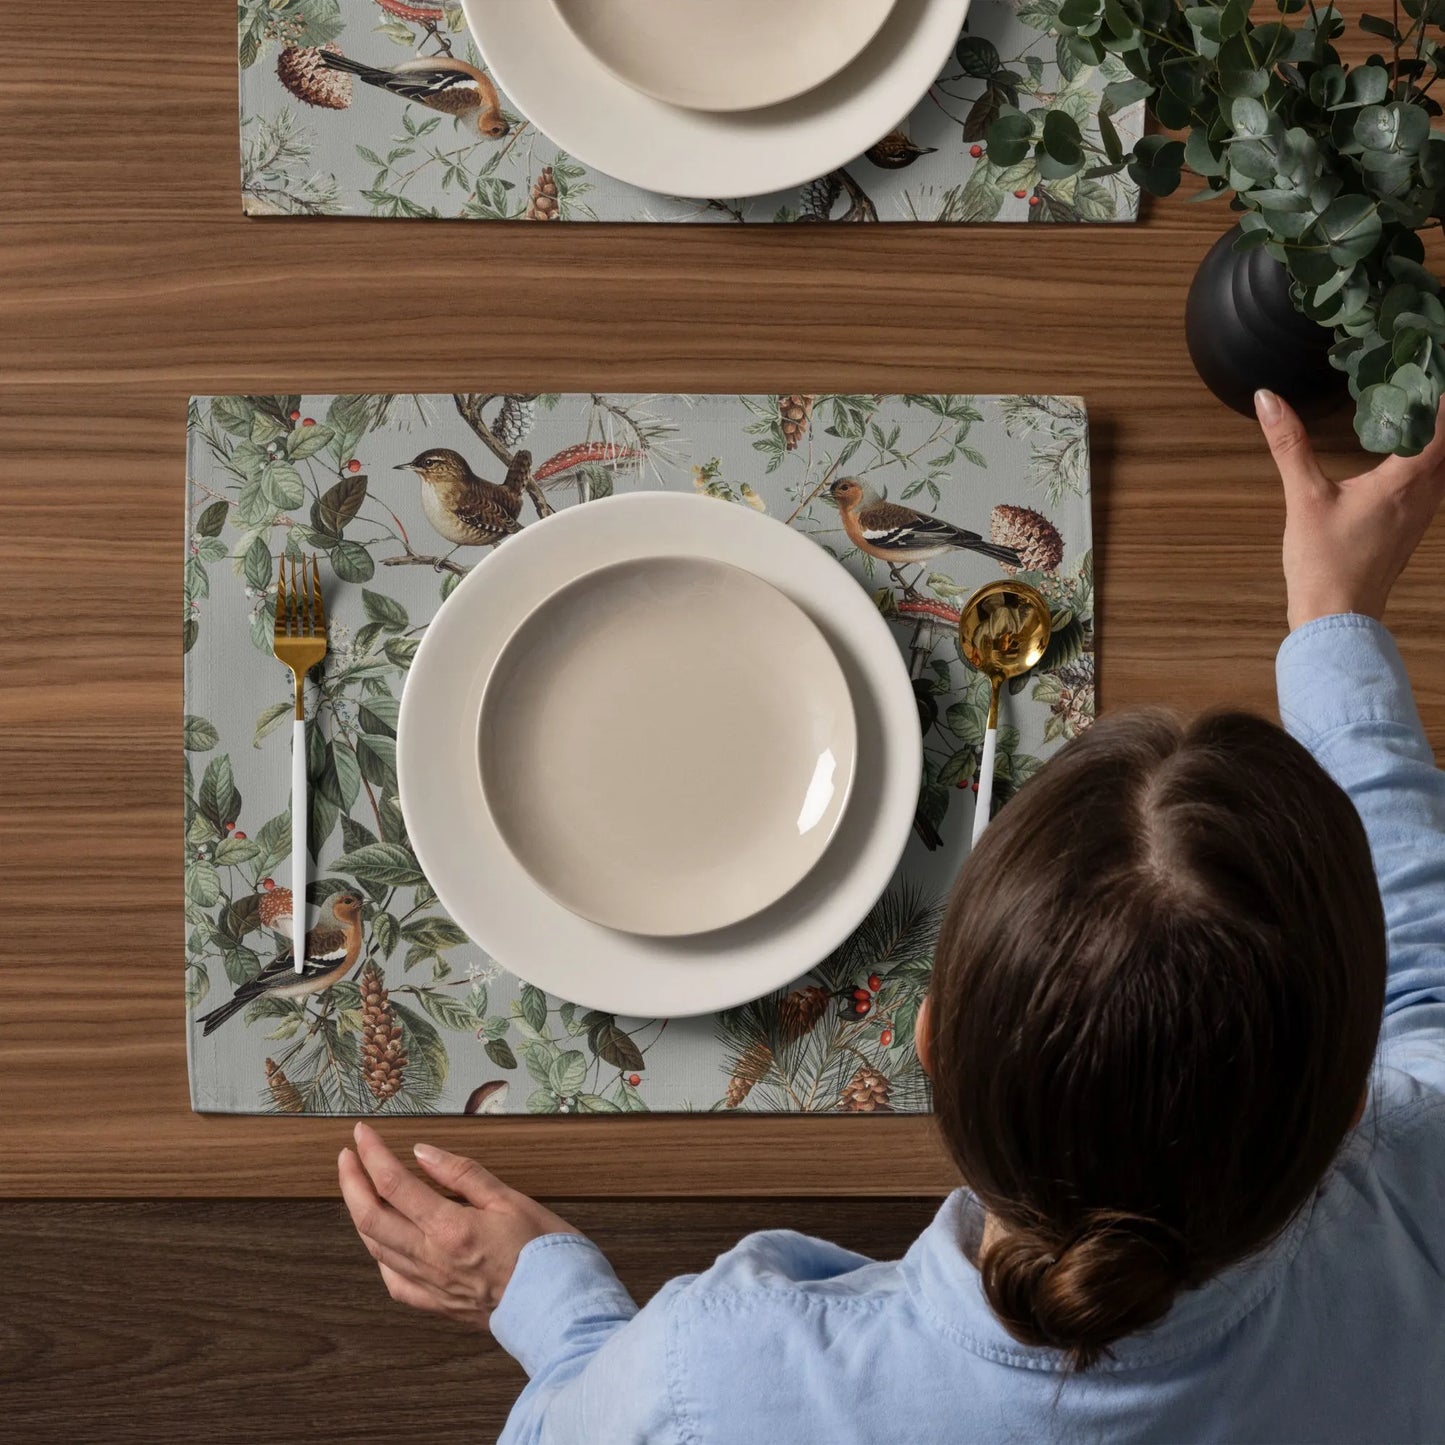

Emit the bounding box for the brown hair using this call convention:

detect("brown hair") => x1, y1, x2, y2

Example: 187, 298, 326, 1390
929, 710, 1385, 1370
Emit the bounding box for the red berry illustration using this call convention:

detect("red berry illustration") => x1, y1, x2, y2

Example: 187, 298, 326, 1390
867, 974, 881, 993
233, 831, 247, 841
261, 878, 276, 891
969, 144, 983, 158
1013, 188, 1027, 198
854, 1001, 869, 1015
627, 1073, 641, 1086
880, 1029, 893, 1047
853, 987, 870, 1001
971, 780, 980, 793
347, 459, 362, 473
302, 417, 316, 426
289, 409, 301, 421
224, 821, 235, 833
1029, 196, 1041, 208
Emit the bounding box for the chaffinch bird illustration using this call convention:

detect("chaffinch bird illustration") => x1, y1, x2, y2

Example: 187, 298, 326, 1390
317, 52, 510, 138
831, 477, 1021, 593
394, 448, 530, 552
197, 893, 365, 1037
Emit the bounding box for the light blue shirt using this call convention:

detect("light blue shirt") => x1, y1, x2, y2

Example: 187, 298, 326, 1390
492, 614, 1445, 1444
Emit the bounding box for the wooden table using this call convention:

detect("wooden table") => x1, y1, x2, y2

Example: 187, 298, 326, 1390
3, 1, 1441, 1437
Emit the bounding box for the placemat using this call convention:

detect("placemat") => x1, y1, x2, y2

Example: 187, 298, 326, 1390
186, 392, 1095, 1114
237, 0, 1143, 223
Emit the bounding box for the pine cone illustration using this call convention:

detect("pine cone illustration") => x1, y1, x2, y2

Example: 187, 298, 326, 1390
990, 504, 1064, 574
797, 172, 842, 222
276, 44, 353, 110
1051, 655, 1096, 737
493, 395, 538, 449
724, 1039, 775, 1109
865, 130, 938, 170
526, 166, 561, 221
778, 395, 816, 451
264, 1057, 304, 1114
839, 1064, 893, 1113
778, 984, 830, 1042
359, 962, 408, 1103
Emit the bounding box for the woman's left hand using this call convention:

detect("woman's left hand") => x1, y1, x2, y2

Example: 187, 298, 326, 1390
338, 1122, 581, 1329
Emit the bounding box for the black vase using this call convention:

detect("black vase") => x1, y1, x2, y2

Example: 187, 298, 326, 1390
1185, 224, 1346, 419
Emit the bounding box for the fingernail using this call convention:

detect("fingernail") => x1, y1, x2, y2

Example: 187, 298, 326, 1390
338, 1148, 351, 1166
353, 1121, 370, 1142
1254, 389, 1282, 424
413, 1142, 442, 1163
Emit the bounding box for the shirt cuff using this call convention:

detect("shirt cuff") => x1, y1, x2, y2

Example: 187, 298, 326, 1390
489, 1233, 637, 1378
1276, 614, 1422, 749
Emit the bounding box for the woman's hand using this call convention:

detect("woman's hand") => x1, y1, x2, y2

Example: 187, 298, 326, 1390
1255, 390, 1445, 630
338, 1122, 581, 1329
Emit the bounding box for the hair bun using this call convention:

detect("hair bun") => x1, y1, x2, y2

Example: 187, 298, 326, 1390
981, 1213, 1187, 1369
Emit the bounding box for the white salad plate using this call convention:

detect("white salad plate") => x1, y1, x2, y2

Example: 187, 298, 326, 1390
549, 0, 899, 114
398, 492, 921, 1018
478, 555, 858, 938
461, 0, 972, 199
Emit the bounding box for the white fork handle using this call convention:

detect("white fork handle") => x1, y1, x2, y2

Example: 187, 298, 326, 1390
292, 717, 308, 971
971, 725, 998, 849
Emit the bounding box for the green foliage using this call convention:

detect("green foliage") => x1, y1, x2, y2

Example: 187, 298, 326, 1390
994, 0, 1445, 453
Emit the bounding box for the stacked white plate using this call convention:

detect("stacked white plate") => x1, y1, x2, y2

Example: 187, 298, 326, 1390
397, 494, 921, 1017
460, 0, 973, 198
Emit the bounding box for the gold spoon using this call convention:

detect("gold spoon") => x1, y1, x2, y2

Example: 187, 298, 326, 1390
957, 578, 1052, 847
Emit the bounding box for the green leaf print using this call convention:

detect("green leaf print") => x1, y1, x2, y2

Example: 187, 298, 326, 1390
195, 501, 229, 538
520, 985, 548, 1035
485, 1037, 518, 1070
549, 1050, 588, 1096
312, 475, 368, 539
198, 755, 242, 831
183, 715, 220, 752
334, 841, 426, 889
362, 590, 409, 631
329, 540, 375, 583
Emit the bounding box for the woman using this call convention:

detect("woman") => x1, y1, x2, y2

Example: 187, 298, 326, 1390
338, 392, 1445, 1443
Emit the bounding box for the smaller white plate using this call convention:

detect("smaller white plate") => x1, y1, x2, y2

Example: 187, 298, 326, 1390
550, 0, 898, 113
479, 556, 856, 937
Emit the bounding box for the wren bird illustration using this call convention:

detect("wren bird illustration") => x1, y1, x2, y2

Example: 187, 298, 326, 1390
395, 448, 531, 552
831, 477, 1021, 595
865, 130, 938, 169
197, 893, 365, 1037
318, 52, 510, 138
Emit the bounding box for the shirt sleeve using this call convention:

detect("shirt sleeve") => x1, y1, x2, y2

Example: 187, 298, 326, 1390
491, 1233, 678, 1445
1276, 614, 1445, 1087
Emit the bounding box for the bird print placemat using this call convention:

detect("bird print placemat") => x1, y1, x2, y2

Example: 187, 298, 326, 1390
237, 0, 1144, 223
185, 392, 1095, 1115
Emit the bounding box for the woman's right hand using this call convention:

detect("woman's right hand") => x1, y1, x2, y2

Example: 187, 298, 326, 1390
1255, 389, 1445, 630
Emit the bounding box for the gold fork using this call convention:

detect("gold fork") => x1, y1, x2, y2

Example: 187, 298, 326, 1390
274, 554, 328, 972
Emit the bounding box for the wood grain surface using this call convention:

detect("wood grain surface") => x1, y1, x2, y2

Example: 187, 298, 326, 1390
1, 1197, 938, 1443
2, 0, 1442, 1197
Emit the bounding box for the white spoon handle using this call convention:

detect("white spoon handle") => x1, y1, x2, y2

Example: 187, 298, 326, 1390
971, 725, 998, 848
292, 718, 308, 971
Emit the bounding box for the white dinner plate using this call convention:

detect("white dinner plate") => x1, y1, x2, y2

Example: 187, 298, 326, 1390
550, 0, 899, 114
398, 493, 921, 1018
461, 0, 972, 199
478, 555, 857, 937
